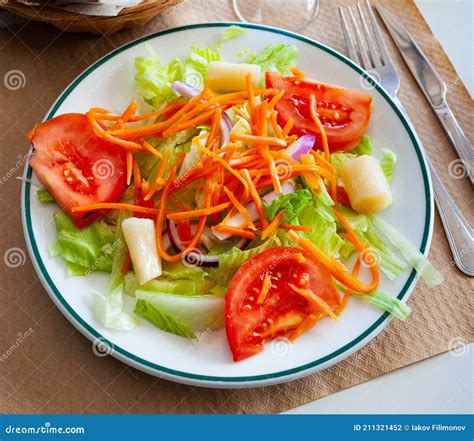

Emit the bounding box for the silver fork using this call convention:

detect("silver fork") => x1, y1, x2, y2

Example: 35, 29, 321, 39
339, 0, 473, 276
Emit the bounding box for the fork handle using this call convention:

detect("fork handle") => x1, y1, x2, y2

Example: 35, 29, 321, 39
392, 97, 474, 276
434, 103, 474, 187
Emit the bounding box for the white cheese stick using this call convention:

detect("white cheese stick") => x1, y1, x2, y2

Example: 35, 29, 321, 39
340, 155, 392, 214
122, 218, 162, 285
207, 61, 261, 92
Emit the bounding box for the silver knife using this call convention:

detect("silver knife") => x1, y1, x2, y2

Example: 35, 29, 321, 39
377, 4, 474, 186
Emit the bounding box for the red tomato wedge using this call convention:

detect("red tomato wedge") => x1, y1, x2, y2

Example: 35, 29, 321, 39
28, 113, 128, 228
225, 247, 340, 362
266, 72, 372, 151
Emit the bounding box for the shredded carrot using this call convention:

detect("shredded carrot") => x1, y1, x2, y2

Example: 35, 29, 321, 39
289, 66, 306, 80
230, 133, 286, 147
288, 230, 378, 294
126, 150, 133, 186
335, 258, 361, 316
261, 210, 285, 240
130, 101, 184, 122
332, 207, 366, 250
195, 138, 250, 201
87, 111, 146, 151
280, 224, 313, 232
245, 73, 257, 133
256, 273, 271, 304
232, 106, 249, 121
167, 202, 232, 221
156, 169, 213, 262
259, 100, 268, 137
223, 186, 255, 229
289, 313, 321, 342
260, 147, 282, 194
163, 108, 216, 136
311, 150, 336, 173
212, 224, 256, 239
206, 108, 222, 151
144, 151, 170, 201
142, 140, 162, 158
289, 283, 338, 321
299, 154, 321, 194
95, 113, 120, 121
113, 100, 137, 130
241, 168, 268, 228
309, 94, 330, 160
107, 94, 204, 139
267, 90, 284, 111
71, 203, 160, 215
282, 117, 294, 137
88, 107, 109, 114
269, 110, 284, 140
132, 158, 142, 195
211, 183, 222, 223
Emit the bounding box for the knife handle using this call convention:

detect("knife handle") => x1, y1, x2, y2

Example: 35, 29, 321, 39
436, 104, 474, 186
391, 96, 474, 276
428, 156, 474, 276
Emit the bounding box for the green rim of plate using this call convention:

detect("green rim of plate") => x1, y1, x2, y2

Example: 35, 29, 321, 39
22, 22, 432, 384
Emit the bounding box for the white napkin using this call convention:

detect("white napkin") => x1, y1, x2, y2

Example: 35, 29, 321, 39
52, 0, 143, 17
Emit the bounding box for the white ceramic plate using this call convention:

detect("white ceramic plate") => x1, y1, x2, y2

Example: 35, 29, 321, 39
21, 23, 433, 388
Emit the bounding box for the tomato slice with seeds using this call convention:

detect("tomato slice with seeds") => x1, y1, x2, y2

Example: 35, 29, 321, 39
266, 72, 372, 152
28, 113, 128, 228
225, 247, 340, 362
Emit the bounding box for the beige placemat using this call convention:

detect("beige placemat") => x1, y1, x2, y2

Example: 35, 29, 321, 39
0, 0, 472, 414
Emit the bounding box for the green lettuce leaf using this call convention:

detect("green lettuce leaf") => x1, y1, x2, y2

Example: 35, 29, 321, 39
37, 189, 54, 203
219, 25, 246, 42
134, 298, 196, 338
92, 212, 138, 331
92, 284, 138, 331
210, 240, 274, 290
330, 152, 357, 174
136, 290, 224, 332
359, 222, 408, 280
264, 189, 312, 224
380, 148, 397, 183
350, 135, 372, 155
353, 291, 411, 321
135, 47, 181, 108
124, 273, 210, 297
299, 204, 345, 258
53, 211, 116, 276
370, 215, 443, 287
249, 43, 299, 77
135, 43, 221, 108
332, 207, 407, 280
161, 260, 208, 282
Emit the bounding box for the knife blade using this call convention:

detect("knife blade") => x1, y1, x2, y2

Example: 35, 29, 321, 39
377, 4, 474, 186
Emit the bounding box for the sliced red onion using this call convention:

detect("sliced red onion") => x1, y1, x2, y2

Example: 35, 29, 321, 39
285, 135, 316, 160
212, 181, 296, 241
220, 111, 232, 148
166, 219, 251, 267
161, 230, 171, 252
171, 81, 200, 99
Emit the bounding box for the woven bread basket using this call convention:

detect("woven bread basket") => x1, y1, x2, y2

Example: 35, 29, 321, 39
1, 0, 183, 34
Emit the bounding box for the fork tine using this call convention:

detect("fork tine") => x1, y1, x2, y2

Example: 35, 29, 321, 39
364, 0, 392, 65
347, 5, 372, 69
356, 2, 382, 68
339, 6, 359, 64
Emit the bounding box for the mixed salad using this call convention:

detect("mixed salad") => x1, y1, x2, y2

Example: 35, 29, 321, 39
28, 27, 442, 362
